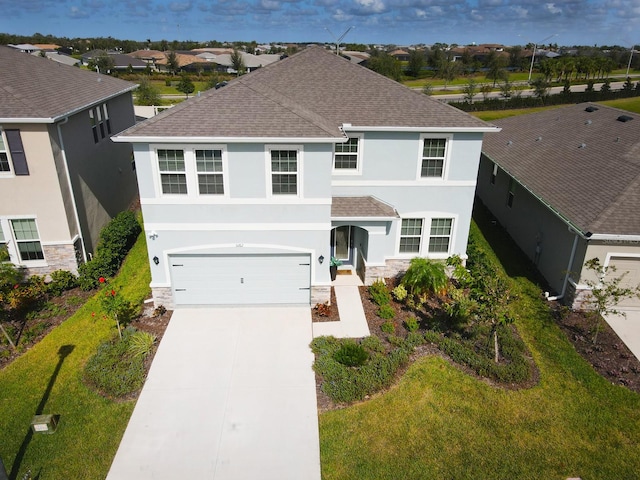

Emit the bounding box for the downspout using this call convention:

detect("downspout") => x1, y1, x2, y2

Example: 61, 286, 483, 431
56, 117, 87, 263
546, 229, 580, 301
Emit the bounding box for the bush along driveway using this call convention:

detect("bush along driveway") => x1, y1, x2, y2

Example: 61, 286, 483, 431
0, 233, 151, 480
316, 217, 640, 479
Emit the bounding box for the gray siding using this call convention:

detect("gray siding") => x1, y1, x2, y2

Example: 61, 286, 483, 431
476, 155, 588, 295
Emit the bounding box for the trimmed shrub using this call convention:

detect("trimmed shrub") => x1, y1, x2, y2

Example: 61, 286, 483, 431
128, 330, 157, 358
333, 341, 369, 367
401, 257, 448, 296
377, 304, 395, 320
369, 280, 391, 306
78, 211, 141, 290
360, 335, 386, 353
391, 284, 408, 302
380, 320, 395, 334
47, 270, 79, 296
84, 328, 146, 398
404, 316, 419, 332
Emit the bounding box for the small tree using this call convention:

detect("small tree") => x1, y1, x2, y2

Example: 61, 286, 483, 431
166, 51, 179, 75
99, 278, 136, 339
407, 49, 426, 78
462, 79, 478, 103
582, 258, 640, 343
136, 77, 162, 105
0, 250, 22, 349
89, 52, 115, 74
531, 76, 550, 102
230, 49, 245, 76
474, 274, 514, 363
422, 82, 433, 96
176, 73, 195, 98
480, 84, 492, 101
499, 80, 513, 99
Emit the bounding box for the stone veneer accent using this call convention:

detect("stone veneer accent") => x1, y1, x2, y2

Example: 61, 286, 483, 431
566, 282, 593, 311
363, 265, 386, 285
25, 244, 79, 279
152, 287, 175, 310
384, 259, 412, 280
311, 285, 331, 305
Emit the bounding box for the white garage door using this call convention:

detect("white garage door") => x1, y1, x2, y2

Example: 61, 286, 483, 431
607, 257, 640, 309
169, 253, 311, 306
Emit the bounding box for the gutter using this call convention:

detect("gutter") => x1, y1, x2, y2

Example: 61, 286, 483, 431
111, 135, 346, 144
56, 117, 87, 263
343, 125, 501, 133
545, 228, 581, 302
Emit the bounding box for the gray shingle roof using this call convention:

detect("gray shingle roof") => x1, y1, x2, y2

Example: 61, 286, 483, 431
0, 46, 136, 121
117, 46, 493, 140
331, 196, 398, 218
482, 103, 640, 236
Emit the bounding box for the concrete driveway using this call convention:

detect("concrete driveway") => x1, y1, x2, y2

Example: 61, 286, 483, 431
106, 307, 321, 480
605, 307, 640, 362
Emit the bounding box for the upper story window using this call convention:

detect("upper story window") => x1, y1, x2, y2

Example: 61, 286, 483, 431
420, 137, 447, 179
270, 149, 298, 195
333, 136, 361, 173
196, 149, 224, 195
490, 162, 498, 185
89, 103, 111, 143
158, 149, 187, 195
11, 218, 44, 261
428, 218, 453, 253
507, 178, 516, 207
0, 128, 29, 176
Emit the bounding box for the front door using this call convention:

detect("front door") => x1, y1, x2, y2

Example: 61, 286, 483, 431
331, 226, 353, 265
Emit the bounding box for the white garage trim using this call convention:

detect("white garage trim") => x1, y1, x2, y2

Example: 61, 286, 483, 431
603, 253, 640, 308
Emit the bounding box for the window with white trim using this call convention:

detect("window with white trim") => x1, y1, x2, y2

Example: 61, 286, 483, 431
0, 131, 10, 173
490, 162, 498, 185
89, 103, 111, 143
270, 149, 298, 195
334, 137, 359, 171
158, 149, 187, 194
11, 219, 44, 261
400, 218, 423, 253
428, 218, 453, 253
420, 138, 447, 178
507, 178, 516, 207
196, 149, 224, 195
0, 223, 7, 258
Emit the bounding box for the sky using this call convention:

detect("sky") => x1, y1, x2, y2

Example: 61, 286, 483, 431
0, 0, 639, 47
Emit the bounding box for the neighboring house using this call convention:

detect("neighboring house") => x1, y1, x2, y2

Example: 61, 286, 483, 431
477, 103, 640, 309
389, 49, 410, 61
0, 46, 139, 276
205, 52, 282, 73
113, 46, 497, 309
342, 51, 370, 66
31, 51, 80, 67
81, 50, 149, 72
7, 44, 40, 53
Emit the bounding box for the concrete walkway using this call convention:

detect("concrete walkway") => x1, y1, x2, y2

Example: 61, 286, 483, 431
107, 307, 321, 480
605, 308, 640, 362
313, 272, 370, 338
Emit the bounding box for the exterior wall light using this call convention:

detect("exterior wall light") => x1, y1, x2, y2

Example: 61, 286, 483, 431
153, 256, 160, 265
318, 255, 325, 264
149, 231, 158, 240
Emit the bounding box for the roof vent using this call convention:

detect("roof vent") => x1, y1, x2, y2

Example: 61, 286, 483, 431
585, 120, 592, 125
616, 136, 620, 142
507, 140, 513, 146
579, 143, 586, 149
536, 136, 542, 142
617, 115, 633, 122
585, 106, 598, 112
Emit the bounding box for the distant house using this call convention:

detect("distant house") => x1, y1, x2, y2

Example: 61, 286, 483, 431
81, 50, 148, 72
0, 46, 139, 276
342, 51, 370, 66
8, 44, 40, 54
476, 103, 640, 310
113, 46, 497, 308
389, 49, 410, 61
31, 50, 80, 67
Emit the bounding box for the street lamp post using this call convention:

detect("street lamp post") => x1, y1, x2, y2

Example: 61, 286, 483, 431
524, 33, 558, 83
325, 26, 355, 55
627, 46, 635, 77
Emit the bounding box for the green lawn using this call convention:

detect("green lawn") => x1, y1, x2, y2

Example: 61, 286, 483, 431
599, 96, 640, 114
0, 234, 151, 479
319, 213, 640, 479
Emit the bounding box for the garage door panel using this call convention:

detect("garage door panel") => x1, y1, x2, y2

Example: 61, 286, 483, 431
607, 257, 640, 309
170, 254, 311, 306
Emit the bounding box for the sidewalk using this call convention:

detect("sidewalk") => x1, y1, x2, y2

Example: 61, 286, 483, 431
312, 272, 370, 339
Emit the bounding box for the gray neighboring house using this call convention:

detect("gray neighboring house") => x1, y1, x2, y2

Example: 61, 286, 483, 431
477, 103, 640, 309
114, 46, 497, 309
0, 46, 139, 276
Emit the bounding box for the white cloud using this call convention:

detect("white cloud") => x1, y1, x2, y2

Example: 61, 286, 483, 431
332, 7, 353, 19
510, 5, 529, 18
69, 6, 89, 18
168, 1, 192, 12
260, 0, 280, 9
545, 2, 562, 14
354, 0, 386, 13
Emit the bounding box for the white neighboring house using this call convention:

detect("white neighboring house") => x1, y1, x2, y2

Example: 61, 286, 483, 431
113, 46, 498, 309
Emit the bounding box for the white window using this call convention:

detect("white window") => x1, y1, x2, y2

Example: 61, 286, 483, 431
333, 136, 361, 172
0, 131, 10, 173
89, 103, 112, 143
196, 149, 224, 195
400, 219, 423, 253
11, 219, 44, 261
428, 218, 453, 253
158, 149, 187, 195
270, 149, 298, 195
491, 162, 498, 185
420, 137, 447, 178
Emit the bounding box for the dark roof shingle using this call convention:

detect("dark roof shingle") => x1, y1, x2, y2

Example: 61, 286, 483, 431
118, 46, 493, 140
482, 103, 640, 236
0, 46, 136, 121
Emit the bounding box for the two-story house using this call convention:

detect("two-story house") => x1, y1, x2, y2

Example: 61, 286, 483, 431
0, 46, 139, 276
113, 46, 497, 308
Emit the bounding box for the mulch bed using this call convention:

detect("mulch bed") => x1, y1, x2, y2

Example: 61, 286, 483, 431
312, 277, 640, 412
311, 287, 339, 322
